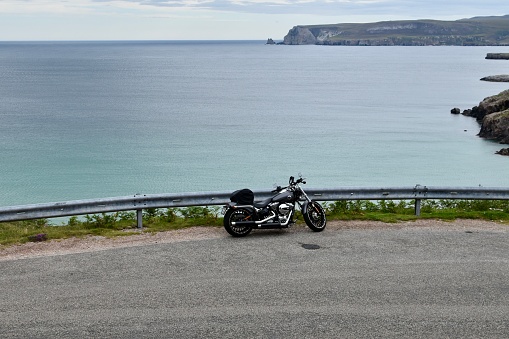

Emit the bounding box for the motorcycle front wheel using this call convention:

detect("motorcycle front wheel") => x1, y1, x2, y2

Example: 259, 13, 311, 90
303, 201, 327, 232
223, 208, 253, 237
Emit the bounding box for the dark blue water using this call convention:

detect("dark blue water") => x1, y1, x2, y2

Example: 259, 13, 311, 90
1, 41, 508, 206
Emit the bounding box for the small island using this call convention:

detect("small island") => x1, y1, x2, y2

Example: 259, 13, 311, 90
486, 53, 509, 60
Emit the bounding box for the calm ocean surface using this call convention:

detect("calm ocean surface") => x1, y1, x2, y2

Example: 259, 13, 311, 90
1, 41, 508, 207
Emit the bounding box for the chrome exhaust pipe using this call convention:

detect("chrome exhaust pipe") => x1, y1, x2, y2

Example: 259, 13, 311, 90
232, 212, 275, 226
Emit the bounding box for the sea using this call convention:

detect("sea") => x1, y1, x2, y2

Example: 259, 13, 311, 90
1, 40, 508, 207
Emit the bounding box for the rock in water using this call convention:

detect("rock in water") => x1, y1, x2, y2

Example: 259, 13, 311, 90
495, 148, 509, 156
486, 53, 509, 59
480, 75, 509, 82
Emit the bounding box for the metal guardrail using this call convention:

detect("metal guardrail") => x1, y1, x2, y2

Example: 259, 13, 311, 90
1, 185, 509, 228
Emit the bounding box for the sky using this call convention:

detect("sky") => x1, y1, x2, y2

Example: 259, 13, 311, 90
0, 0, 508, 41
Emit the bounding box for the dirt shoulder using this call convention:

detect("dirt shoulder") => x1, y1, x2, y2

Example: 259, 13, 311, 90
1, 219, 507, 262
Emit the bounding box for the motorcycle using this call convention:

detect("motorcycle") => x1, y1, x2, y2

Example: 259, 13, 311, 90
222, 175, 327, 237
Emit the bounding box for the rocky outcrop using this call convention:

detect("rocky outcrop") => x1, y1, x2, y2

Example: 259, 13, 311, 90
283, 26, 317, 45
459, 89, 509, 155
266, 38, 276, 45
462, 90, 509, 122
486, 53, 509, 59
496, 148, 509, 156
478, 109, 509, 143
480, 75, 509, 82
477, 90, 509, 122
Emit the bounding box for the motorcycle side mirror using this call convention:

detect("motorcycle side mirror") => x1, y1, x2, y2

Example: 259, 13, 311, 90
289, 176, 294, 184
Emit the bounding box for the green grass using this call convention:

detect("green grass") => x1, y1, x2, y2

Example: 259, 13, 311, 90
325, 199, 509, 223
1, 200, 508, 247
0, 206, 223, 247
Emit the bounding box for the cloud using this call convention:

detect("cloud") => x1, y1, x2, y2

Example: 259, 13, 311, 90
2, 0, 507, 18
90, 0, 509, 18
108, 0, 395, 12
0, 0, 95, 14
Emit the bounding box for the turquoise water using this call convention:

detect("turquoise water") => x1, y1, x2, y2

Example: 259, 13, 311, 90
0, 41, 508, 206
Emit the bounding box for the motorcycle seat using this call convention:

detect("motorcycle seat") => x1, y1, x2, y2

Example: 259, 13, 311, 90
253, 198, 272, 208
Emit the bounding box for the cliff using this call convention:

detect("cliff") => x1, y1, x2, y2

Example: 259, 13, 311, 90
283, 15, 509, 46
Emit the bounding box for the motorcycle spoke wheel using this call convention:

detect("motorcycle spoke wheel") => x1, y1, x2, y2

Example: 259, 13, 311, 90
303, 202, 327, 232
223, 208, 253, 237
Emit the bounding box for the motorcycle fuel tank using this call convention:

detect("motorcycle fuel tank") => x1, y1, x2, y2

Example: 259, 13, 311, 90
272, 191, 294, 203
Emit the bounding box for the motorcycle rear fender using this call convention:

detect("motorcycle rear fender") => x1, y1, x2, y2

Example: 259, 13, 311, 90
228, 203, 256, 214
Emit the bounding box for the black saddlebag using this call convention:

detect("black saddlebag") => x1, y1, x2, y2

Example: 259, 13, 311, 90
230, 189, 254, 205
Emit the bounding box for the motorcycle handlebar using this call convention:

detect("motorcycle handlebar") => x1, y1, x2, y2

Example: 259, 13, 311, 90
271, 177, 306, 193
289, 176, 306, 185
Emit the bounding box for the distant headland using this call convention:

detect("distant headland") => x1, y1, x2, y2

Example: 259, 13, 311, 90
279, 15, 509, 46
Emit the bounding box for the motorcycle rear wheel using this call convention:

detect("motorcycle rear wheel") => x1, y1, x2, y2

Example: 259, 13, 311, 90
303, 201, 327, 232
223, 208, 253, 237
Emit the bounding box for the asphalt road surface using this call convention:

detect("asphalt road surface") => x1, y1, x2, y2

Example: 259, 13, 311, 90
1, 224, 509, 338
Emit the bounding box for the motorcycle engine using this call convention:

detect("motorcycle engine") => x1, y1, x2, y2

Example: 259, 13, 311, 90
278, 203, 293, 216
259, 207, 271, 219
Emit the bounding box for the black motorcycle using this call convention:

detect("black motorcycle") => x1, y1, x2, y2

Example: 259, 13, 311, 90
222, 176, 327, 237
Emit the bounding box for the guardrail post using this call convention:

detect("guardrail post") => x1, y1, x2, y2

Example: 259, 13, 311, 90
137, 209, 143, 229
414, 199, 421, 216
